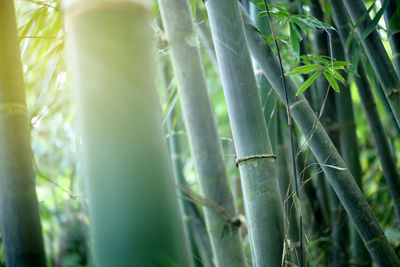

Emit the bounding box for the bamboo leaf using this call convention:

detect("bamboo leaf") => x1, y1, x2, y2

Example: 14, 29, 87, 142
332, 61, 350, 69
285, 64, 324, 75
323, 70, 340, 92
296, 72, 321, 96
289, 22, 301, 57
332, 70, 346, 85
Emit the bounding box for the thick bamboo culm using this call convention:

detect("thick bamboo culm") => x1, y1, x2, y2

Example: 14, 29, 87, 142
241, 7, 400, 266
157, 0, 247, 266
0, 2, 46, 266
64, 0, 191, 266
206, 0, 285, 266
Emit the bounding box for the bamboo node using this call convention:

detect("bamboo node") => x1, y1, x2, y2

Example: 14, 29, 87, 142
235, 154, 276, 167
0, 103, 28, 116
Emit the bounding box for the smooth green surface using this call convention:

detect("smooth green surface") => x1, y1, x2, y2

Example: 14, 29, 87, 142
65, 4, 191, 267
0, 1, 46, 266
241, 8, 400, 266
206, 0, 284, 266
158, 0, 246, 266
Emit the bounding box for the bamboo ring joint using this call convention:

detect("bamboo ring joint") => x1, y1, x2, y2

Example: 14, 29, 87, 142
235, 154, 276, 167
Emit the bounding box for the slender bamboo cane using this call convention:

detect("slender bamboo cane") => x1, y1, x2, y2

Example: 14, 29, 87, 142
287, 0, 328, 237
160, 62, 214, 267
250, 4, 278, 152
342, 0, 400, 128
381, 0, 400, 77
166, 117, 215, 267
195, 10, 218, 69
64, 1, 191, 266
330, 0, 400, 226
158, 0, 247, 266
311, 3, 350, 264
330, 24, 371, 267
276, 112, 301, 265
205, 0, 285, 266
241, 7, 400, 266
0, 2, 46, 266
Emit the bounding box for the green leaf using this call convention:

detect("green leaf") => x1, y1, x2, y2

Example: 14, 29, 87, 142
332, 70, 346, 85
289, 22, 301, 57
296, 72, 321, 96
285, 64, 324, 75
361, 0, 390, 40
323, 70, 340, 93
389, 9, 400, 35
332, 61, 351, 69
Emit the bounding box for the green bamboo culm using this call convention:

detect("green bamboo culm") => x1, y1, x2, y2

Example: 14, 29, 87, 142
276, 111, 301, 265
330, 21, 371, 267
250, 3, 278, 153
240, 8, 400, 266
205, 0, 285, 266
0, 1, 47, 266
311, 2, 350, 265
330, 0, 400, 226
158, 0, 247, 266
64, 1, 191, 266
381, 0, 400, 77
160, 62, 214, 267
342, 0, 400, 128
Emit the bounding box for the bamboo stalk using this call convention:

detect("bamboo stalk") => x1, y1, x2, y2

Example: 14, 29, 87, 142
205, 0, 285, 266
342, 0, 400, 129
0, 1, 46, 266
330, 0, 400, 226
160, 61, 214, 267
64, 0, 191, 266
241, 7, 400, 266
330, 22, 371, 267
311, 3, 350, 264
381, 0, 400, 77
158, 0, 247, 266
250, 3, 278, 152
276, 112, 301, 265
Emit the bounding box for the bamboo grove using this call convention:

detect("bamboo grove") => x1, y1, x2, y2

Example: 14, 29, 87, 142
1, 0, 400, 266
